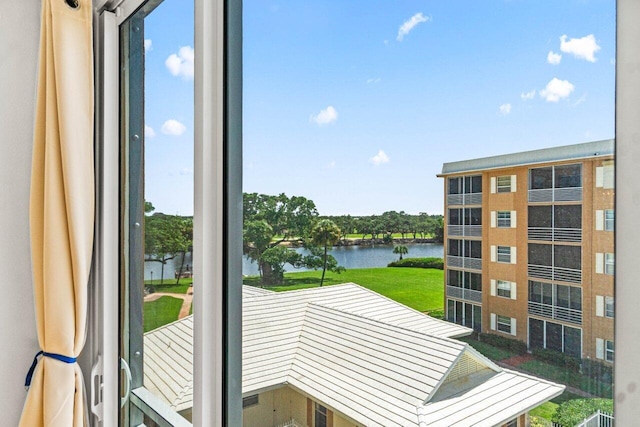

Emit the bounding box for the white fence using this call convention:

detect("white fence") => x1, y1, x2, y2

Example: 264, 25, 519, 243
575, 410, 614, 427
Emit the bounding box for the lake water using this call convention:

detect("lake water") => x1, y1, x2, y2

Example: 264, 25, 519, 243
144, 243, 444, 280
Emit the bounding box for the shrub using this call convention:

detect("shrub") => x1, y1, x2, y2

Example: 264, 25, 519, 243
551, 399, 613, 426
387, 257, 444, 270
477, 332, 528, 354
428, 308, 445, 319
582, 358, 614, 383
531, 348, 581, 372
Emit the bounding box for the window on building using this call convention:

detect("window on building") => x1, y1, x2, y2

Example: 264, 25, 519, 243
605, 209, 615, 231
554, 205, 582, 229
465, 240, 482, 259
530, 167, 553, 190
605, 253, 615, 275
596, 161, 615, 189
448, 177, 462, 195
242, 395, 259, 408
448, 208, 461, 225
497, 211, 511, 228
606, 340, 614, 362
605, 296, 615, 318
554, 164, 582, 188
529, 281, 582, 311
497, 315, 513, 334
465, 208, 482, 225
497, 175, 512, 193
448, 176, 482, 194
447, 270, 482, 291
529, 318, 581, 358
497, 246, 512, 263
314, 403, 328, 427
497, 280, 512, 298
447, 299, 482, 332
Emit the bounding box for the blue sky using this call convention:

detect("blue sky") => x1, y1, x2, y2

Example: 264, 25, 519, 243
144, 0, 615, 216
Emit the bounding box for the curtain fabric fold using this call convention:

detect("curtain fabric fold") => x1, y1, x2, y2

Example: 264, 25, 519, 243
20, 0, 94, 425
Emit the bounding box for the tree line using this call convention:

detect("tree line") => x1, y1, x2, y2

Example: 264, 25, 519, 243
144, 193, 444, 287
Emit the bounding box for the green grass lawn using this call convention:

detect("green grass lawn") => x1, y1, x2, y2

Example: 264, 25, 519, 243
530, 401, 559, 420
144, 296, 183, 332
458, 337, 517, 361
243, 267, 444, 313
519, 360, 613, 398
144, 277, 192, 294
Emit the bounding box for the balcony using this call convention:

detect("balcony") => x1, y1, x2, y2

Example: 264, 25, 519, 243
447, 256, 482, 271
446, 286, 482, 303
274, 420, 307, 427
528, 264, 581, 284
528, 301, 582, 325
448, 225, 482, 237
447, 192, 482, 206
528, 187, 582, 203
528, 227, 582, 243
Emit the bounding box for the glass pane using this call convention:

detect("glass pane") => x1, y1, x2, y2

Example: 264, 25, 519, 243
529, 318, 544, 349
120, 0, 194, 424
546, 322, 563, 352
554, 245, 581, 270
563, 326, 582, 358
529, 243, 552, 266
528, 206, 552, 228
473, 305, 482, 332
555, 164, 582, 188
554, 205, 582, 228
530, 167, 553, 189
448, 270, 461, 287
471, 175, 482, 193
449, 208, 461, 225
448, 239, 461, 256
449, 177, 461, 194
468, 208, 482, 225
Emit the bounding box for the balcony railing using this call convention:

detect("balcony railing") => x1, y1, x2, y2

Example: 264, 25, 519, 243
528, 187, 582, 203
528, 227, 582, 243
448, 225, 482, 237
446, 286, 482, 303
528, 301, 583, 325
447, 192, 482, 206
528, 264, 582, 284
447, 256, 483, 271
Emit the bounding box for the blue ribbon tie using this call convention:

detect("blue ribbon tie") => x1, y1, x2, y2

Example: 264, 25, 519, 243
25, 350, 78, 390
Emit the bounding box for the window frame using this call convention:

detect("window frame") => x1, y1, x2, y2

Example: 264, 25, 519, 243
496, 175, 512, 193
606, 340, 615, 362
497, 211, 511, 228
497, 315, 513, 334
497, 280, 512, 298
605, 296, 615, 318
605, 209, 615, 231
497, 246, 511, 263
605, 253, 615, 275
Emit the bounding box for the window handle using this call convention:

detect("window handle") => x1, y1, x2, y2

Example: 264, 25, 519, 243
120, 357, 132, 408
90, 354, 103, 421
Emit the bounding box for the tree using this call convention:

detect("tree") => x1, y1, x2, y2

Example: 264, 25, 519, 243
393, 245, 408, 261
310, 219, 342, 286
144, 213, 192, 286
243, 193, 319, 285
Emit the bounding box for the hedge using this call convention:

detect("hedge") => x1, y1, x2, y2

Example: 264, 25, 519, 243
531, 347, 581, 372
387, 257, 444, 270
477, 332, 529, 354
551, 399, 613, 426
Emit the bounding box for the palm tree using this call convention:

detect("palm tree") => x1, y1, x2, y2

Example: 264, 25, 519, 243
311, 219, 342, 286
393, 244, 408, 261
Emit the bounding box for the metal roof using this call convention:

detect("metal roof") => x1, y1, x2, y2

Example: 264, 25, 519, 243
439, 139, 614, 176
143, 284, 564, 426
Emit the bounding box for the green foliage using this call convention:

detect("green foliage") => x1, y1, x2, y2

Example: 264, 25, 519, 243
144, 213, 193, 285
551, 399, 613, 426
582, 358, 614, 383
477, 332, 529, 354
519, 360, 613, 398
143, 296, 183, 332
392, 244, 409, 260
459, 336, 517, 361
531, 348, 581, 372
529, 415, 553, 427
387, 257, 444, 270
244, 267, 444, 312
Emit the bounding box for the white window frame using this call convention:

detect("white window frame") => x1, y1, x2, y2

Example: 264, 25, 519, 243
605, 209, 615, 231
497, 211, 511, 228
605, 296, 615, 318
94, 1, 242, 425
497, 175, 512, 193
606, 340, 615, 362
605, 253, 615, 275
497, 246, 512, 263
497, 280, 512, 298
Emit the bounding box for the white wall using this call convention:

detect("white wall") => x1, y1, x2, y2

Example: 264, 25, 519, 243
0, 1, 41, 424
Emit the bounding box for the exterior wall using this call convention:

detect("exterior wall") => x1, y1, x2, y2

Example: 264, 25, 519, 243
442, 149, 614, 362
243, 386, 356, 427
0, 2, 41, 424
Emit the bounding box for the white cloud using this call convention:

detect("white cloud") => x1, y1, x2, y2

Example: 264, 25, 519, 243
547, 51, 562, 65
145, 125, 155, 138
161, 119, 187, 136
310, 106, 338, 125
540, 78, 575, 102
366, 77, 381, 84
521, 90, 536, 100
144, 39, 153, 52
369, 149, 390, 166
397, 12, 430, 41
179, 167, 193, 176
499, 103, 512, 115
165, 46, 194, 79
560, 34, 601, 62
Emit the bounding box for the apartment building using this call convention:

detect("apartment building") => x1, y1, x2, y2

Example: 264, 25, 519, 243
439, 140, 615, 363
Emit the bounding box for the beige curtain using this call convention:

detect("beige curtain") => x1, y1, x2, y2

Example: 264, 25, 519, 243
20, 0, 94, 425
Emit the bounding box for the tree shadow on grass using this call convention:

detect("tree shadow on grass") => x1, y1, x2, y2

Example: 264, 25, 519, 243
242, 275, 340, 289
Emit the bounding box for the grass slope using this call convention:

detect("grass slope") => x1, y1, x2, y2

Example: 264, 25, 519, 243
144, 296, 183, 332
243, 267, 444, 313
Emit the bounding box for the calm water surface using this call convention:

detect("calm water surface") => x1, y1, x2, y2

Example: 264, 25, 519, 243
144, 243, 444, 280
